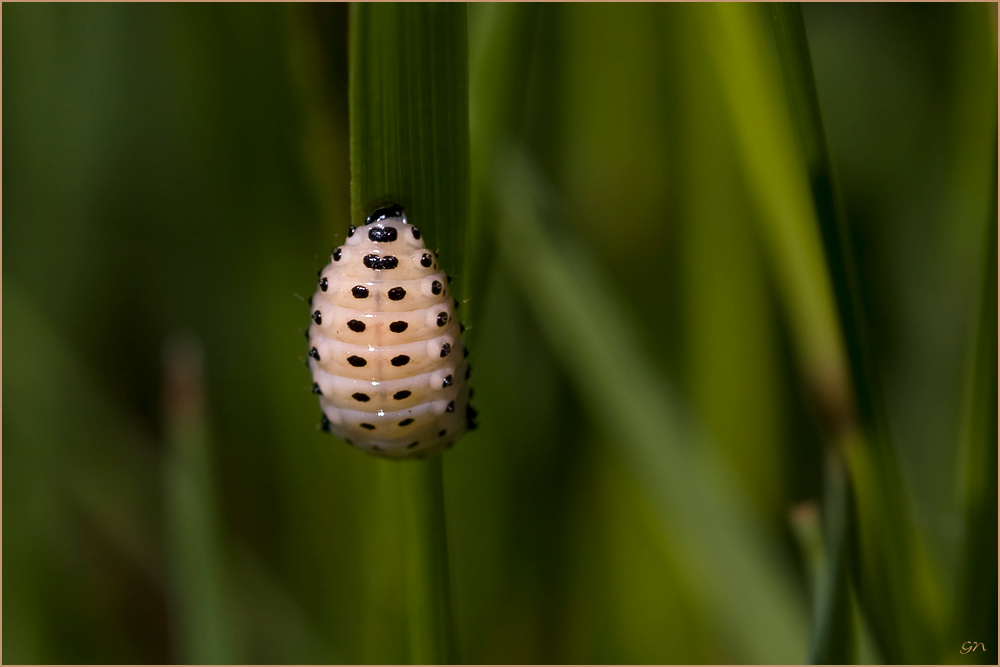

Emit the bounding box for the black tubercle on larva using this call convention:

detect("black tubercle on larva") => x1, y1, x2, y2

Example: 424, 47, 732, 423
391, 355, 410, 367
440, 343, 451, 358
352, 285, 369, 298
399, 418, 414, 426
463, 347, 469, 358
310, 347, 321, 361
467, 421, 478, 431
467, 405, 478, 420
319, 277, 328, 291
320, 414, 332, 432
446, 401, 455, 413
437, 312, 448, 327
333, 248, 342, 261
407, 441, 419, 449
411, 226, 421, 239
352, 392, 370, 402
469, 389, 475, 398
459, 323, 465, 333
348, 225, 356, 237
431, 280, 442, 295
307, 296, 313, 306
347, 355, 367, 367
454, 299, 460, 309
389, 320, 408, 333
312, 383, 323, 395
439, 429, 446, 437
465, 365, 471, 379
313, 310, 322, 325
366, 204, 404, 225
442, 374, 453, 388
446, 275, 453, 283
364, 254, 399, 270
393, 390, 411, 400
368, 226, 398, 242
388, 287, 406, 301
348, 319, 366, 333
304, 329, 310, 340
420, 253, 433, 267
360, 423, 376, 430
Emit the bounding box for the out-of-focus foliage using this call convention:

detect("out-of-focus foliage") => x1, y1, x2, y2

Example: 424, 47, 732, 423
3, 3, 995, 664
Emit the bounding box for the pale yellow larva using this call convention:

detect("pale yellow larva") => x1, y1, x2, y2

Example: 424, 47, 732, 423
307, 204, 475, 459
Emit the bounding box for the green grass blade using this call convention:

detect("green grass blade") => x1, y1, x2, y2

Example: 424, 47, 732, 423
349, 4, 467, 662
705, 3, 948, 660
349, 2, 469, 286
467, 3, 539, 336
495, 146, 808, 664
162, 336, 238, 664
951, 139, 998, 662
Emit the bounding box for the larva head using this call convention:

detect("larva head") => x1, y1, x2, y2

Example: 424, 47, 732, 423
307, 203, 476, 459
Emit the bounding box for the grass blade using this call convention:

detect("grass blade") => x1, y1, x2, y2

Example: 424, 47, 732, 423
348, 4, 468, 662
162, 335, 238, 664
494, 146, 808, 664
951, 139, 998, 662
704, 3, 949, 660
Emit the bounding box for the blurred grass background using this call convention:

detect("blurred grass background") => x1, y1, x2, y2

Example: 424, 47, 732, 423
3, 3, 996, 664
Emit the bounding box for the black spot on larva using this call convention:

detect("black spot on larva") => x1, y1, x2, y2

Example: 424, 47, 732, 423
467, 421, 479, 431
432, 280, 443, 295
388, 286, 406, 301
391, 355, 410, 367
347, 355, 367, 367
469, 389, 475, 398
454, 299, 460, 309
319, 276, 328, 291
411, 226, 421, 240
368, 226, 398, 242
352, 392, 370, 402
320, 415, 332, 432
312, 310, 322, 325
317, 268, 322, 278
303, 329, 310, 340
446, 401, 455, 413
463, 347, 469, 358
465, 365, 471, 379
459, 323, 466, 333
360, 423, 375, 430
333, 248, 342, 261
467, 405, 478, 420
364, 254, 398, 270
447, 275, 454, 284
440, 343, 451, 358
437, 312, 448, 327
398, 418, 414, 426
312, 383, 323, 395
420, 253, 433, 267
442, 374, 453, 388
407, 441, 419, 449
366, 204, 404, 225
310, 347, 320, 361
393, 390, 411, 400
389, 320, 408, 333
307, 295, 313, 306
348, 319, 366, 333
348, 225, 356, 237
439, 429, 446, 437
352, 285, 369, 299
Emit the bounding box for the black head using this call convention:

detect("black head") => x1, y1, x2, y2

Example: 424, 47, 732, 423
365, 203, 405, 226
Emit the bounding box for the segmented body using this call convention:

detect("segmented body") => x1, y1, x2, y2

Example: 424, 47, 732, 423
307, 205, 475, 458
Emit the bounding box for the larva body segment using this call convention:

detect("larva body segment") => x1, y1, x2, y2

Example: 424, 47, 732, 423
308, 205, 473, 458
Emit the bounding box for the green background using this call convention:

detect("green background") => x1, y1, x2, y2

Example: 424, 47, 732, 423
4, 3, 996, 664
